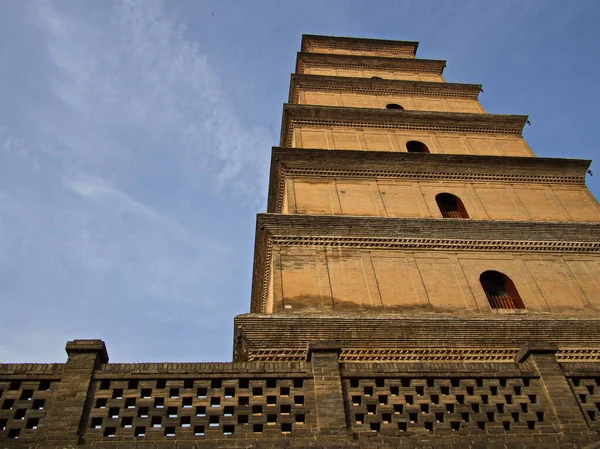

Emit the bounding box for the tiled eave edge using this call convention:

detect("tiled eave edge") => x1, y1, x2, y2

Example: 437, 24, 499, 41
249, 215, 600, 314
279, 104, 528, 147
295, 52, 445, 75
233, 313, 600, 363
301, 34, 419, 57
266, 148, 591, 213
289, 74, 482, 103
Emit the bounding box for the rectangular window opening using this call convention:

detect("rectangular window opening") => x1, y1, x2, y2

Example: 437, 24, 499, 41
181, 416, 191, 428
90, 417, 103, 429
224, 387, 235, 398
26, 418, 39, 430
121, 417, 133, 428
140, 388, 152, 398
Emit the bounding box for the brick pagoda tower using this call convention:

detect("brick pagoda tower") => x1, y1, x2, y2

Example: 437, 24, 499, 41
1, 34, 599, 448
236, 34, 600, 368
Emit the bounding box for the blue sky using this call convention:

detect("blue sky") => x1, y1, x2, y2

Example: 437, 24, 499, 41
1, 0, 599, 363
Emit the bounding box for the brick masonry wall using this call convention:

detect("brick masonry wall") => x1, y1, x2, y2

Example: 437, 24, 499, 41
0, 340, 599, 448
284, 177, 599, 222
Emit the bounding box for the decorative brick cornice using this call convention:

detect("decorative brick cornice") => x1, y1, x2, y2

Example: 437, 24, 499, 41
296, 52, 445, 76
267, 148, 590, 214
256, 214, 600, 243
556, 349, 600, 362
280, 104, 528, 147
289, 74, 482, 103
301, 34, 419, 58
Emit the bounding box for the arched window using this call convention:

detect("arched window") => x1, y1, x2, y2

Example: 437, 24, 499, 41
435, 193, 469, 218
406, 140, 430, 153
386, 103, 404, 110
371, 76, 383, 80
480, 271, 525, 310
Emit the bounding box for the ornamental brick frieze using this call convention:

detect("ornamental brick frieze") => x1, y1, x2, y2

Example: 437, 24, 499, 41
290, 74, 482, 102
244, 348, 600, 363
268, 235, 600, 252
281, 104, 528, 147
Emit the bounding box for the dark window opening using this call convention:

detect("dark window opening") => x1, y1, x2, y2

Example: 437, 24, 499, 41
371, 76, 383, 80
480, 271, 525, 310
406, 140, 430, 153
385, 103, 404, 110
435, 193, 469, 218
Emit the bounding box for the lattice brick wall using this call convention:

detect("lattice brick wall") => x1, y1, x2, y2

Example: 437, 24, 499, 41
84, 377, 314, 440
569, 377, 600, 427
344, 377, 548, 434
0, 379, 54, 441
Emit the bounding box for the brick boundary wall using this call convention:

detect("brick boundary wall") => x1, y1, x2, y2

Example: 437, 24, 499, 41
0, 340, 598, 448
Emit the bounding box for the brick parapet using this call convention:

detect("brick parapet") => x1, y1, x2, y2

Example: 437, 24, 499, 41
1, 339, 599, 447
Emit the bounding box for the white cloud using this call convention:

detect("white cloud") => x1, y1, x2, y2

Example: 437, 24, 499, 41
64, 173, 159, 219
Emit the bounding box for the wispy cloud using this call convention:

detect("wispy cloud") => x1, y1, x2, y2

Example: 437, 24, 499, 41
0, 0, 271, 361
30, 0, 271, 195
